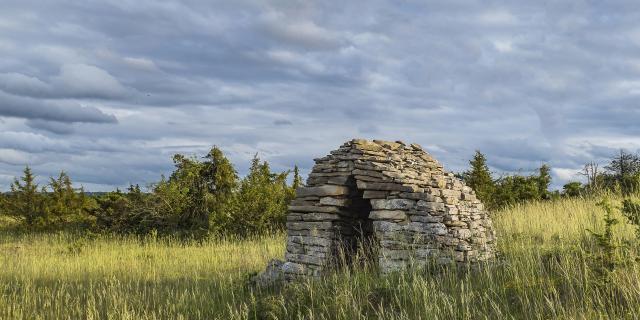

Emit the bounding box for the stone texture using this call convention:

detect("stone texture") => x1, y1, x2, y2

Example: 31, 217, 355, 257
371, 199, 416, 210
296, 185, 350, 197
259, 138, 497, 281
319, 197, 351, 207
369, 210, 407, 221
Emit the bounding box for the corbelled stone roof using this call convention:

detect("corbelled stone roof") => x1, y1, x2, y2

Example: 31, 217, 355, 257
256, 139, 496, 283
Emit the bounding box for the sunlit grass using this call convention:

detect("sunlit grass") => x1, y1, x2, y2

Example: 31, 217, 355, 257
0, 232, 284, 319
2, 196, 640, 319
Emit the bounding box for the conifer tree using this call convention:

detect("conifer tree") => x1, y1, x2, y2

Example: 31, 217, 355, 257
232, 154, 289, 235
203, 146, 238, 197
202, 146, 239, 231
463, 151, 495, 207
8, 166, 45, 225
46, 171, 90, 223
537, 164, 552, 200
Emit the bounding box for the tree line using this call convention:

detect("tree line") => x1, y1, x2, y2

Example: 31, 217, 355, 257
2, 146, 639, 236
462, 149, 640, 210
0, 147, 301, 238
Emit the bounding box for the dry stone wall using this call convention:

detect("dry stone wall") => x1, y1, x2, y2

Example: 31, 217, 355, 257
265, 139, 496, 281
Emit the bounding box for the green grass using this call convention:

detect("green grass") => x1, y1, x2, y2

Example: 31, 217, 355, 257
2, 196, 640, 319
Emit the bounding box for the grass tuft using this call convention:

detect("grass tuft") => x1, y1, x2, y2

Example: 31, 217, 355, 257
2, 196, 640, 319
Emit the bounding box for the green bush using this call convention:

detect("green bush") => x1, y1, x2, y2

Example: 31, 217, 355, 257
1, 167, 95, 231
87, 147, 298, 237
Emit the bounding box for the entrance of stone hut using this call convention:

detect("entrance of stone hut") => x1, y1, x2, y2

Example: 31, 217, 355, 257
336, 177, 376, 268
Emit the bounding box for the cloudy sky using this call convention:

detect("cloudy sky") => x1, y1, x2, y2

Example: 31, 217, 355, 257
1, 0, 639, 191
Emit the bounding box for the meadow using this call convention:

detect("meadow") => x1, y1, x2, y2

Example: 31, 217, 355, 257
2, 196, 640, 319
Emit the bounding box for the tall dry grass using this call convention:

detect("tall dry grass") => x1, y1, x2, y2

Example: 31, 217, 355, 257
2, 196, 640, 319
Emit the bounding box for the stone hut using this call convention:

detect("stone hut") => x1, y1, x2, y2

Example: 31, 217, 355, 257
265, 139, 496, 281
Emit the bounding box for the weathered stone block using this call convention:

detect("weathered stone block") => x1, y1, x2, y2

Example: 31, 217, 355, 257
369, 210, 407, 221
409, 215, 443, 223
353, 169, 384, 178
370, 198, 416, 210
285, 253, 326, 266
327, 176, 352, 185
416, 200, 445, 212
302, 212, 341, 221
286, 221, 333, 230
288, 205, 346, 214
296, 185, 350, 197
319, 197, 351, 207
372, 220, 403, 232
362, 190, 389, 199
356, 181, 414, 192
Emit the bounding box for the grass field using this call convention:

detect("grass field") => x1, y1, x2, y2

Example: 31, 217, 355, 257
2, 197, 640, 319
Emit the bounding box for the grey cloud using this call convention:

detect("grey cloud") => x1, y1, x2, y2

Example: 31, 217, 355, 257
25, 119, 75, 135
261, 11, 345, 50
0, 92, 117, 123
0, 64, 131, 100
1, 0, 640, 191
273, 119, 293, 126
0, 73, 52, 97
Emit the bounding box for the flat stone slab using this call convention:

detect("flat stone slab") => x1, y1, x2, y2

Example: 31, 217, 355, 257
296, 185, 350, 197
369, 210, 407, 221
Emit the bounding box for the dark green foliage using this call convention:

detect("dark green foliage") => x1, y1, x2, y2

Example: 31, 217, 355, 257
229, 155, 294, 236
1, 167, 95, 230
5, 166, 46, 225
87, 147, 296, 237
89, 189, 135, 232
605, 149, 640, 180
91, 148, 217, 236
574, 150, 640, 196
461, 152, 554, 210
537, 164, 552, 200
1, 146, 298, 237
45, 171, 91, 224
489, 165, 552, 210
89, 182, 208, 237
202, 147, 239, 233
492, 174, 540, 209
587, 198, 620, 279
621, 199, 640, 241
601, 150, 640, 195
562, 182, 583, 197
462, 151, 495, 206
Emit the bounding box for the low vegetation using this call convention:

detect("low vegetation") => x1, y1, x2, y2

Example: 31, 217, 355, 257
1, 145, 637, 238
3, 147, 640, 318
0, 147, 302, 237
1, 196, 640, 319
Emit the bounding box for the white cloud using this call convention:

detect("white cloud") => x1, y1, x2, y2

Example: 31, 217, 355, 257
553, 167, 582, 184
52, 64, 130, 99
122, 57, 159, 71
0, 148, 32, 165
262, 11, 343, 50
492, 39, 513, 53
478, 9, 518, 25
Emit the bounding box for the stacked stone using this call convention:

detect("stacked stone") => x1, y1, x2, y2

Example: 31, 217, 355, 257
281, 139, 496, 279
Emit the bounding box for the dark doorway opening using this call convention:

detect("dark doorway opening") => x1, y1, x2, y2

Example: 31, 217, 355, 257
336, 177, 377, 268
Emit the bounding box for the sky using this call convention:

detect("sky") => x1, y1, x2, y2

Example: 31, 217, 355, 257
1, 0, 640, 191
